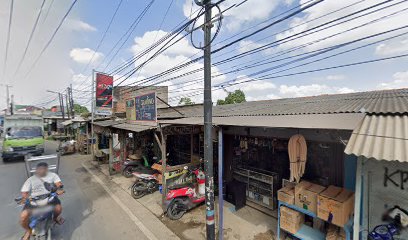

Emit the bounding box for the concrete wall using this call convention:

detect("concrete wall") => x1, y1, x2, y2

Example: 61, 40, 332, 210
363, 159, 408, 238
113, 86, 168, 113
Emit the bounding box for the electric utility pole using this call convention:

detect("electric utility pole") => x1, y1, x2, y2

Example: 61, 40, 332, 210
47, 89, 66, 119
69, 84, 75, 118
1, 84, 12, 115
202, 1, 215, 239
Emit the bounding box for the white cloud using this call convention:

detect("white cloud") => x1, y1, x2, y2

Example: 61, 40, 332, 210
279, 84, 355, 98
375, 38, 408, 56
183, 0, 281, 32
0, 0, 85, 109
326, 74, 346, 80
276, 1, 408, 52
128, 30, 226, 104
69, 48, 104, 64
65, 19, 97, 32
378, 70, 408, 89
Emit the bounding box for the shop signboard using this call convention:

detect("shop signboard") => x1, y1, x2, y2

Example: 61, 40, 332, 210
95, 73, 113, 115
126, 98, 136, 121
135, 92, 157, 122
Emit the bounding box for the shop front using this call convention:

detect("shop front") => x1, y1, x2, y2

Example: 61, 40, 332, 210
345, 114, 408, 240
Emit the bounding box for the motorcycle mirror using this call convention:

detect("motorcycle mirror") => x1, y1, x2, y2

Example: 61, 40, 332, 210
14, 196, 23, 202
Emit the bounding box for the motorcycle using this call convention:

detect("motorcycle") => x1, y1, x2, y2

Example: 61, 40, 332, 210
122, 156, 158, 178
165, 166, 206, 220
369, 206, 408, 240
131, 172, 160, 199
15, 183, 63, 240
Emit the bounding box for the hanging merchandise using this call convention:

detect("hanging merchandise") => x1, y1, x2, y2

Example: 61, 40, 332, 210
288, 134, 307, 183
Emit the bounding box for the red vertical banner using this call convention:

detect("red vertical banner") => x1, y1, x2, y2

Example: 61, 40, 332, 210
95, 73, 113, 115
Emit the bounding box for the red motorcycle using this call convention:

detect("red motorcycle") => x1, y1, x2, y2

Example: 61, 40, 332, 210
165, 166, 206, 220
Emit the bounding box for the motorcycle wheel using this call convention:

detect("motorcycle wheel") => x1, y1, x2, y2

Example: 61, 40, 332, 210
167, 199, 186, 220
131, 182, 146, 199
123, 166, 135, 178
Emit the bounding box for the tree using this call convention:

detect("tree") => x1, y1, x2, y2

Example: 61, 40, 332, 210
73, 104, 89, 116
217, 90, 246, 105
178, 97, 195, 106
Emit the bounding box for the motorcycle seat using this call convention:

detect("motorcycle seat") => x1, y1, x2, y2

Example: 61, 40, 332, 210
168, 182, 194, 190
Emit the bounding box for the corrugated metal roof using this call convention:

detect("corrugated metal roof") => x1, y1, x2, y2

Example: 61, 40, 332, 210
213, 89, 408, 117
93, 119, 125, 127
160, 113, 365, 130
112, 123, 156, 132
161, 89, 408, 118
345, 115, 408, 162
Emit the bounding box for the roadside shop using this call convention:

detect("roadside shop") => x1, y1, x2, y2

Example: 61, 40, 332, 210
345, 114, 408, 240
163, 114, 361, 240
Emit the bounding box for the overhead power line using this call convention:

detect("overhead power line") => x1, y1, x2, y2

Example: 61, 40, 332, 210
79, 0, 124, 75
24, 0, 79, 78
117, 0, 402, 95
13, 0, 47, 77
3, 0, 15, 78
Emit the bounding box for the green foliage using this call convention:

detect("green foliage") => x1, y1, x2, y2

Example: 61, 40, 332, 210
73, 104, 89, 115
178, 97, 195, 106
217, 90, 246, 105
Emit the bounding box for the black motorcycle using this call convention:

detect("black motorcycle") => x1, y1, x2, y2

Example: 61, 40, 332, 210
130, 171, 160, 199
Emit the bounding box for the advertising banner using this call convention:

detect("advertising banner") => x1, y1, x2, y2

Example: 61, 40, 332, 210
125, 98, 136, 121
135, 92, 157, 121
95, 73, 113, 115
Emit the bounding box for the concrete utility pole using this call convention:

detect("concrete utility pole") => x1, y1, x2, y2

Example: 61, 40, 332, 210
1, 84, 12, 115
47, 89, 66, 119
202, 1, 215, 239
91, 69, 95, 158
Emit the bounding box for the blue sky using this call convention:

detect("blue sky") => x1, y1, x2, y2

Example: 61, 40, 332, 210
1, 0, 408, 109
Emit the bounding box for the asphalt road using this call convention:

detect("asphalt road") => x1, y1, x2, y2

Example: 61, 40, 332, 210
0, 141, 148, 240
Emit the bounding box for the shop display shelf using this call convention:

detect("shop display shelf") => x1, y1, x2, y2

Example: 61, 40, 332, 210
246, 197, 274, 210
234, 170, 274, 184
277, 201, 353, 240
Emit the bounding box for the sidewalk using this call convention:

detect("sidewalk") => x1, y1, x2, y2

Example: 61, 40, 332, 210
88, 160, 278, 240
82, 160, 180, 240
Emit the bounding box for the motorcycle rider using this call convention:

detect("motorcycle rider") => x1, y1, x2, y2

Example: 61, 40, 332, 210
19, 162, 64, 240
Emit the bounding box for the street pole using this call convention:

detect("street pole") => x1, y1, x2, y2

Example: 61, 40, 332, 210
203, 1, 215, 239
6, 85, 10, 115
1, 84, 12, 115
70, 84, 74, 118
65, 92, 71, 119
91, 69, 95, 158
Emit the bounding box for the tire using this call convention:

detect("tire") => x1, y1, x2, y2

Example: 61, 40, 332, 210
122, 166, 135, 178
131, 182, 147, 199
167, 199, 186, 220
2, 157, 9, 163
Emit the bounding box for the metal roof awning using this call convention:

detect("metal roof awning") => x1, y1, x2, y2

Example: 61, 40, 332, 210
112, 122, 157, 132
93, 119, 125, 127
160, 113, 364, 130
61, 120, 73, 126
345, 115, 408, 162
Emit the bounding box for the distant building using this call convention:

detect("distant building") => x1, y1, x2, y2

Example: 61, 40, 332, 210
113, 86, 168, 114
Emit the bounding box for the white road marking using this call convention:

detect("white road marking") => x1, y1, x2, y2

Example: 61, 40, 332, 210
81, 162, 158, 240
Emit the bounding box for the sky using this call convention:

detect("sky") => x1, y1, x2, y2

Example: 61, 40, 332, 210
1, 0, 408, 110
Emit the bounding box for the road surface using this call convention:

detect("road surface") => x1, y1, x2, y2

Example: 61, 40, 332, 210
0, 141, 149, 240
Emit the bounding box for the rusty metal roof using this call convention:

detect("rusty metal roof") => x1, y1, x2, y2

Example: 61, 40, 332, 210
160, 113, 365, 130
160, 89, 408, 118
345, 114, 408, 162
212, 89, 408, 117
111, 122, 156, 132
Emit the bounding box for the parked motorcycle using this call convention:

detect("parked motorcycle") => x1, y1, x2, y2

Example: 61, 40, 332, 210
131, 172, 160, 199
369, 206, 408, 240
122, 155, 161, 178
15, 184, 63, 240
165, 166, 206, 220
